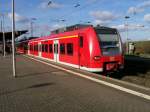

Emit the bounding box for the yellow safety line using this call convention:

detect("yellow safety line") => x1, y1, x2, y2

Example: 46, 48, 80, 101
58, 35, 78, 40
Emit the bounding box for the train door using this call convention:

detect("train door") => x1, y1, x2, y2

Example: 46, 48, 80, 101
54, 40, 59, 62
79, 34, 87, 68
28, 43, 30, 54
38, 42, 42, 57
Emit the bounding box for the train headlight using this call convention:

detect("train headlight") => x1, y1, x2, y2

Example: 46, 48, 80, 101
93, 56, 101, 61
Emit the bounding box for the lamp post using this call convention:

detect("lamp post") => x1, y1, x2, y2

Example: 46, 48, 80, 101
0, 20, 2, 55
2, 14, 5, 57
12, 0, 16, 77
0, 14, 6, 57
125, 16, 130, 54
30, 18, 36, 37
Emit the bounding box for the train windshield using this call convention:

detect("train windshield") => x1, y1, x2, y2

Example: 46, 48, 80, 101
95, 28, 122, 56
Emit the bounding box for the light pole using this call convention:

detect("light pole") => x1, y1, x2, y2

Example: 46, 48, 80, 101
2, 14, 6, 57
125, 16, 130, 54
0, 14, 6, 57
0, 20, 2, 55
30, 18, 36, 37
12, 0, 16, 77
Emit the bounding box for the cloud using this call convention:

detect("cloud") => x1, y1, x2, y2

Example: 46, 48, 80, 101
112, 24, 145, 32
127, 7, 144, 14
34, 23, 65, 36
87, 0, 98, 3
48, 24, 65, 32
90, 11, 118, 21
7, 13, 29, 23
138, 0, 150, 9
39, 1, 63, 9
90, 10, 118, 25
128, 0, 150, 14
93, 19, 109, 26
144, 14, 150, 22
111, 24, 126, 32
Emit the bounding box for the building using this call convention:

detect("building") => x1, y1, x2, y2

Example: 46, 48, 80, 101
0, 30, 28, 54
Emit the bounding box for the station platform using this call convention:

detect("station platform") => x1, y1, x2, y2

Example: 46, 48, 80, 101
0, 54, 150, 112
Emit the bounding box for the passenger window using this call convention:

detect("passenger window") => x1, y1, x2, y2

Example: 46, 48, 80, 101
35, 45, 38, 51
45, 44, 48, 52
30, 45, 32, 51
80, 36, 83, 47
32, 45, 33, 51
67, 43, 73, 55
60, 43, 65, 54
34, 45, 36, 51
42, 44, 45, 52
31, 45, 33, 51
36, 45, 38, 51
32, 45, 34, 51
49, 44, 53, 53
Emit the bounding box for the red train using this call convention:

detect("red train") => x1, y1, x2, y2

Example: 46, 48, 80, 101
27, 24, 124, 72
16, 41, 28, 54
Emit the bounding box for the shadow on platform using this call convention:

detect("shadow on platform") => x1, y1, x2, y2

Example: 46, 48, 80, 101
17, 71, 57, 78
0, 82, 55, 96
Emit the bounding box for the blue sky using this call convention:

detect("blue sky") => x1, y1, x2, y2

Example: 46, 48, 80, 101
1, 0, 150, 41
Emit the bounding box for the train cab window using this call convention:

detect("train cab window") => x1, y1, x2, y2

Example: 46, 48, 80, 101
42, 44, 45, 52
49, 44, 53, 53
67, 43, 73, 55
45, 44, 48, 52
60, 43, 65, 54
80, 36, 83, 47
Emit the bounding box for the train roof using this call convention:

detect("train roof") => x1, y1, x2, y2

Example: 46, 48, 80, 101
94, 26, 118, 34
29, 24, 118, 42
51, 24, 92, 34
51, 24, 117, 34
29, 24, 93, 42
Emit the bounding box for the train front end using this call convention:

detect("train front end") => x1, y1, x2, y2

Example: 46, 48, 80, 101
94, 27, 124, 72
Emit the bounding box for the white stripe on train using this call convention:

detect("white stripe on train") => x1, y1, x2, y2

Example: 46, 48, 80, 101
28, 54, 103, 72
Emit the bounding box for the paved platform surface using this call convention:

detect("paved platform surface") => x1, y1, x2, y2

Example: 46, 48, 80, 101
0, 55, 150, 112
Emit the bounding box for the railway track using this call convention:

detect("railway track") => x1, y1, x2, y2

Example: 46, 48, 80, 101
108, 55, 150, 88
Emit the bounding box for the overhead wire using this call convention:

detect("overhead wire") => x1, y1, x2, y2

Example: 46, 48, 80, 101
50, 0, 101, 24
